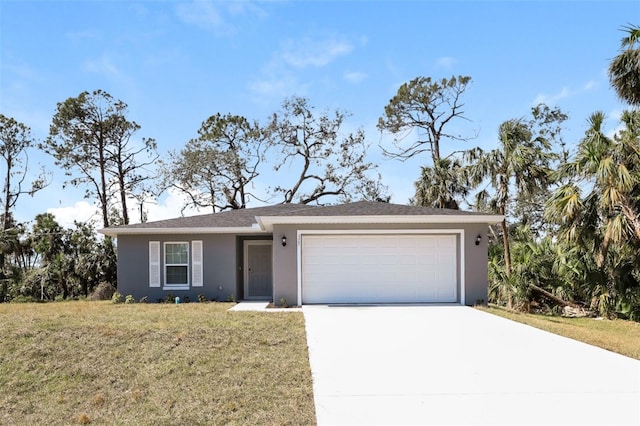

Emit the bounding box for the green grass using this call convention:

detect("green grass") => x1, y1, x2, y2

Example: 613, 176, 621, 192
479, 305, 640, 360
0, 301, 316, 425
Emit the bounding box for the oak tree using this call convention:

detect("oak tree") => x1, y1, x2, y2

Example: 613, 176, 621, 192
267, 97, 386, 205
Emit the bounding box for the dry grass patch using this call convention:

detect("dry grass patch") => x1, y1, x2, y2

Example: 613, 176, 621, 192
479, 305, 640, 360
0, 301, 316, 425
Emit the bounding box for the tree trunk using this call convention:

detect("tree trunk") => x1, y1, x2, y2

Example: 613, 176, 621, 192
501, 218, 512, 277
500, 217, 513, 309
98, 142, 110, 228
118, 172, 129, 225
0, 156, 11, 302
530, 284, 580, 308
2, 154, 12, 232
431, 130, 440, 162
596, 225, 611, 269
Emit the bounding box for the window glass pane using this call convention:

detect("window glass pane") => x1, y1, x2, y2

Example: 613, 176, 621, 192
166, 243, 188, 264
166, 266, 188, 285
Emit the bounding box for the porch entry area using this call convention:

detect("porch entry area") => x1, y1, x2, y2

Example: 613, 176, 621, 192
243, 240, 273, 300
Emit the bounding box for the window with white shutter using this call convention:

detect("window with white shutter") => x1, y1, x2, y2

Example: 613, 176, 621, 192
149, 241, 161, 287
164, 242, 189, 288
192, 240, 203, 287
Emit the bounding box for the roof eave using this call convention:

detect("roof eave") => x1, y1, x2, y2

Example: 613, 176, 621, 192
98, 226, 267, 237
257, 214, 505, 232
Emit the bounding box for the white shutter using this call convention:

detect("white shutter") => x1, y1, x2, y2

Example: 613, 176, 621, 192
192, 240, 203, 287
149, 241, 161, 287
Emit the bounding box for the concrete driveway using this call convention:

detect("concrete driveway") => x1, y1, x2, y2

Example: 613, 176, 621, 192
303, 305, 640, 425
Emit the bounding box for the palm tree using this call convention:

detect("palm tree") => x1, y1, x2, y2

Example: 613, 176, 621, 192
547, 111, 640, 268
413, 157, 467, 209
546, 111, 640, 317
609, 24, 640, 106
466, 119, 554, 279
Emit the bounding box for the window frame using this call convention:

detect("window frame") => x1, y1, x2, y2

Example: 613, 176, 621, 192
163, 241, 190, 290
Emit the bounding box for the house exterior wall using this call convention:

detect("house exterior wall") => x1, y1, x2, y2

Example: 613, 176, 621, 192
116, 233, 239, 302
272, 223, 489, 306
116, 222, 489, 305
462, 223, 490, 305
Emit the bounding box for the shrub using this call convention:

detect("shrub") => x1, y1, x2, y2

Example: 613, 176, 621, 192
139, 296, 148, 303
198, 294, 208, 303
125, 295, 135, 304
10, 295, 37, 303
54, 294, 65, 302
164, 294, 176, 304
111, 292, 123, 304
89, 282, 116, 301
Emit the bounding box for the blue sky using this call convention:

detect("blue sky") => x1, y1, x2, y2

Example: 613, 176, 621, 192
1, 0, 638, 227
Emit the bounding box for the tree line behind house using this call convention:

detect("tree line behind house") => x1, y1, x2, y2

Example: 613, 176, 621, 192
1, 25, 639, 320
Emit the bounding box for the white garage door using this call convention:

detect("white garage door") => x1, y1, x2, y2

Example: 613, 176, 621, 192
301, 234, 458, 304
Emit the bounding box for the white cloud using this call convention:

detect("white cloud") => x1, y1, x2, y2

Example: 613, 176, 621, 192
47, 201, 101, 229
583, 80, 598, 91
248, 72, 310, 103
3, 58, 40, 82
175, 1, 234, 35
175, 0, 265, 35
533, 86, 571, 105
604, 109, 625, 139
248, 33, 356, 102
143, 188, 206, 223
533, 80, 599, 106
344, 71, 367, 83
83, 53, 138, 97
227, 0, 267, 19
44, 188, 209, 230
608, 109, 623, 121
65, 30, 100, 41
83, 53, 123, 78
281, 37, 354, 68
435, 56, 456, 70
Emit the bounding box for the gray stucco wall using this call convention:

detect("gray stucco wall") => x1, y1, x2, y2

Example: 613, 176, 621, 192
462, 223, 490, 305
272, 223, 489, 306
116, 233, 239, 302
116, 223, 489, 305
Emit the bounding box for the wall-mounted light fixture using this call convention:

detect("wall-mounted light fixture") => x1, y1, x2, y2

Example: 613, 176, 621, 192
475, 234, 482, 246
282, 235, 287, 247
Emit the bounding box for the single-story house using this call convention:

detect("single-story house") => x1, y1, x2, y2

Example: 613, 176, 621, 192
99, 201, 503, 305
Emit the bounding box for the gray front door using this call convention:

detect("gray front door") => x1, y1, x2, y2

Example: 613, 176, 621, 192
244, 241, 273, 299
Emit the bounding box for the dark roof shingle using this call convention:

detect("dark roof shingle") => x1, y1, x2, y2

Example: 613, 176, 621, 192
274, 201, 488, 217
104, 201, 494, 233
109, 203, 314, 229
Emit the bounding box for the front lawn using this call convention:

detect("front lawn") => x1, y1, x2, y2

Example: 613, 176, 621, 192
0, 301, 316, 425
479, 305, 640, 360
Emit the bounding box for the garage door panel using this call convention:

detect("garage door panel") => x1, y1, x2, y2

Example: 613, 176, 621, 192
301, 234, 458, 304
398, 255, 417, 265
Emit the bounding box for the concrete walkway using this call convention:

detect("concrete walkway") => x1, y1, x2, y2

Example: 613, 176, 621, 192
303, 305, 640, 425
227, 301, 302, 312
